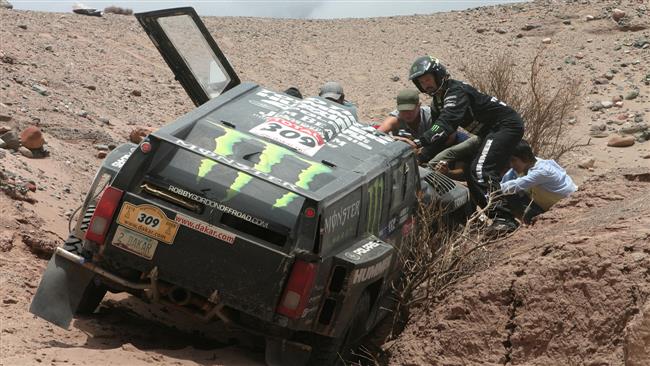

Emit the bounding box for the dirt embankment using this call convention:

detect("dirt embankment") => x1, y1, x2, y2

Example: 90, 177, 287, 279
1, 0, 650, 365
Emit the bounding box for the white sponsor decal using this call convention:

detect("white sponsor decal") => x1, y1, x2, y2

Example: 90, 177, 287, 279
110, 147, 136, 169
351, 255, 393, 284
174, 213, 236, 244
167, 185, 270, 229
250, 117, 325, 156
323, 200, 360, 234
476, 139, 493, 184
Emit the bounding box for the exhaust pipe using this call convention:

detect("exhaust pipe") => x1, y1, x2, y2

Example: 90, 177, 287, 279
168, 286, 191, 306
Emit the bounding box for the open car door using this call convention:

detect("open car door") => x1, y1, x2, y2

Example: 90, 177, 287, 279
135, 7, 241, 106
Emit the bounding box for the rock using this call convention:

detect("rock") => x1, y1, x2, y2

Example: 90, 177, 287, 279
0, 0, 13, 9
0, 131, 20, 150
612, 9, 625, 22
77, 110, 88, 118
97, 151, 107, 159
593, 78, 608, 85
0, 148, 6, 159
575, 53, 584, 59
607, 135, 635, 147
634, 38, 649, 48
586, 15, 595, 21
17, 24, 26, 30
542, 38, 552, 44
617, 114, 628, 121
97, 116, 110, 125
31, 84, 48, 96
612, 95, 623, 103
601, 101, 613, 109
84, 85, 96, 90
45, 45, 52, 51
615, 101, 624, 108
590, 102, 604, 111
476, 28, 487, 34
635, 115, 644, 123
565, 57, 577, 65
3, 297, 18, 305
604, 72, 614, 80
643, 154, 650, 159
516, 33, 524, 38
0, 125, 10, 134
18, 147, 33, 158
578, 158, 595, 169
625, 90, 639, 100
129, 127, 151, 144
495, 28, 507, 34
522, 24, 538, 31
0, 114, 11, 122
620, 123, 648, 134
94, 144, 109, 151
130, 89, 142, 97
390, 76, 400, 82
563, 20, 571, 25
26, 182, 36, 192
19, 126, 45, 149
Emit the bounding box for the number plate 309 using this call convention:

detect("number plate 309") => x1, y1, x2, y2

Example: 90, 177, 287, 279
116, 202, 179, 244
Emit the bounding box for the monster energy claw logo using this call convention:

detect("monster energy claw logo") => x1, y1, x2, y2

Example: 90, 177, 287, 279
197, 123, 332, 208
366, 177, 384, 233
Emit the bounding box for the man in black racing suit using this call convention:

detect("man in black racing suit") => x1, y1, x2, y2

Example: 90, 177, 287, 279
409, 55, 524, 235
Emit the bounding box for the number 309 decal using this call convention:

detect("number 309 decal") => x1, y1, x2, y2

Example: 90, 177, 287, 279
250, 117, 325, 156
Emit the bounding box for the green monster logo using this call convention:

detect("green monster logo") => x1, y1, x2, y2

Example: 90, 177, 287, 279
366, 176, 384, 233
197, 123, 331, 208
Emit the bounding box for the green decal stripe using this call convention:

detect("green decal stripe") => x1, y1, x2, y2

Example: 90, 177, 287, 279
254, 144, 291, 173
274, 192, 299, 208
225, 172, 252, 201
295, 164, 332, 190
197, 128, 248, 179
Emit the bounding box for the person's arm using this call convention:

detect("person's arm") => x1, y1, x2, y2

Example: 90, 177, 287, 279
500, 167, 553, 194
377, 114, 399, 134
422, 85, 470, 145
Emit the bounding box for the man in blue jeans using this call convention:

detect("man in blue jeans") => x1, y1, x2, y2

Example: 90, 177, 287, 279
500, 140, 578, 224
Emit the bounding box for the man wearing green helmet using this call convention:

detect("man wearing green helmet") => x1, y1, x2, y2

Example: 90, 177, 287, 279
409, 55, 524, 235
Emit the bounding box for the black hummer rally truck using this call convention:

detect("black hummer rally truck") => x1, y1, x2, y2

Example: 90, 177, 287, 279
29, 8, 470, 365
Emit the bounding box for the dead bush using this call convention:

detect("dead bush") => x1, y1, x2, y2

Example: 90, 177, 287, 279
463, 51, 584, 160
104, 6, 133, 15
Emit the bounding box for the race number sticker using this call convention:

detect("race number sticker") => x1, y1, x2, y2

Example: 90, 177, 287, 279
250, 117, 325, 156
116, 202, 179, 244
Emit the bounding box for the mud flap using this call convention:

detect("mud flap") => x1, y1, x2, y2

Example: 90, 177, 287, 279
29, 253, 94, 329
265, 338, 311, 366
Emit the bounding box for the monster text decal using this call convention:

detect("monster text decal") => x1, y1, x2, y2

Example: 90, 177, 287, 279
351, 255, 393, 284
192, 122, 332, 208
323, 200, 360, 234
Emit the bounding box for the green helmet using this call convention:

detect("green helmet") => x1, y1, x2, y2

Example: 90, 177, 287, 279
409, 56, 449, 95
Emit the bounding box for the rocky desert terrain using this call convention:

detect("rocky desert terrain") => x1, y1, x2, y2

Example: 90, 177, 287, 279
1, 0, 649, 365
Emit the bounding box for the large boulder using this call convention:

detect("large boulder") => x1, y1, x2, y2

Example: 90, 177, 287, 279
607, 135, 635, 147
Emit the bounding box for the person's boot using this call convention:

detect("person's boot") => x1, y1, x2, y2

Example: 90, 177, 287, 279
486, 216, 519, 239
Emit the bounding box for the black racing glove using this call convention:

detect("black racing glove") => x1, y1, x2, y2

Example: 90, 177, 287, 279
421, 124, 448, 147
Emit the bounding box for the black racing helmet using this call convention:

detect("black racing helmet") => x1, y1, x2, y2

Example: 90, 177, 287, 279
409, 56, 449, 95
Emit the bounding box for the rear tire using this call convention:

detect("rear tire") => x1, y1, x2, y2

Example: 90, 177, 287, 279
307, 291, 371, 366
63, 205, 107, 315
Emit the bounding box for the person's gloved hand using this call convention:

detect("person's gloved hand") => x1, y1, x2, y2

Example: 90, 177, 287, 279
421, 124, 448, 147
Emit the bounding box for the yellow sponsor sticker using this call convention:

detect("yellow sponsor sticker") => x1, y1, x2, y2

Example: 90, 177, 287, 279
116, 202, 179, 244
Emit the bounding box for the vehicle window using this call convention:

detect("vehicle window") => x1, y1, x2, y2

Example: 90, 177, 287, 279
390, 162, 407, 210
157, 15, 231, 98
321, 188, 361, 253
365, 175, 384, 235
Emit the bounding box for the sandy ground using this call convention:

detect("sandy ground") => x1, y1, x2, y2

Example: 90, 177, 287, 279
1, 0, 649, 365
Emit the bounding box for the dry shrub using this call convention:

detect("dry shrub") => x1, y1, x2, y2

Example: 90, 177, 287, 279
104, 6, 133, 15
383, 193, 509, 342
464, 51, 584, 160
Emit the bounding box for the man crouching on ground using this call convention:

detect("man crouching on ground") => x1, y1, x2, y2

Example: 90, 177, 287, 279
500, 140, 578, 224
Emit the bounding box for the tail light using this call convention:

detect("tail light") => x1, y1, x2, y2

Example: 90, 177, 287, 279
85, 186, 124, 244
276, 260, 318, 319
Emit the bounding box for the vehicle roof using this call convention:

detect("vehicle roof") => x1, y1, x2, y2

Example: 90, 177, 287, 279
153, 82, 412, 202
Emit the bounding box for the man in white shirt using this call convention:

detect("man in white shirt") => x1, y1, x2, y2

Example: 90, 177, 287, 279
500, 140, 577, 224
